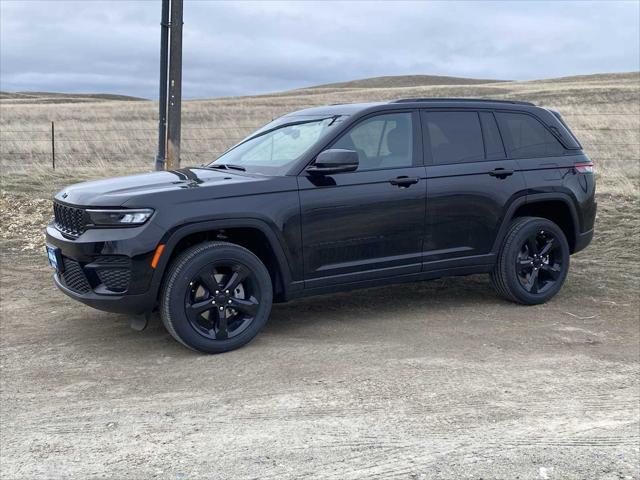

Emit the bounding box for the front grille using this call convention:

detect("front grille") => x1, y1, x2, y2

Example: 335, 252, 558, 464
53, 202, 87, 237
61, 257, 91, 294
96, 268, 130, 292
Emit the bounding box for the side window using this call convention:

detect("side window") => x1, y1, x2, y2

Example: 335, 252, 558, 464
332, 113, 413, 171
495, 112, 565, 159
423, 111, 484, 164
479, 112, 506, 160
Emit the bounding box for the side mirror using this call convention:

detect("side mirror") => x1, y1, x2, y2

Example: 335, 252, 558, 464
307, 149, 359, 175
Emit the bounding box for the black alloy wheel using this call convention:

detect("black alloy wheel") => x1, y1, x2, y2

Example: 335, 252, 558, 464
491, 216, 570, 305
516, 229, 565, 295
185, 263, 260, 341
161, 242, 273, 353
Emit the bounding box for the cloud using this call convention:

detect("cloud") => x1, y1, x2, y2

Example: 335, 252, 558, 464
1, 0, 638, 98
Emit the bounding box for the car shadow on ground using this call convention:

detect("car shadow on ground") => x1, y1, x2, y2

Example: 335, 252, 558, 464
93, 274, 497, 353
263, 274, 502, 334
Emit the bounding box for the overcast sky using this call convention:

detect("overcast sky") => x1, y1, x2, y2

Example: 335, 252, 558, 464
1, 0, 638, 99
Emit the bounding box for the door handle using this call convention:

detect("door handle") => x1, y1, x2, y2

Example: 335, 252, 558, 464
488, 168, 514, 178
389, 176, 420, 187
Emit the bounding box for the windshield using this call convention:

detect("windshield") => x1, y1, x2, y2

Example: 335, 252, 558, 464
208, 115, 346, 175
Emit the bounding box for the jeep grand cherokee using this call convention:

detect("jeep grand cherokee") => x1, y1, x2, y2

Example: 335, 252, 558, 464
45, 99, 596, 353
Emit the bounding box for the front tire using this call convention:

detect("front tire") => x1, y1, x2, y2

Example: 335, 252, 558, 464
491, 217, 570, 305
160, 242, 273, 353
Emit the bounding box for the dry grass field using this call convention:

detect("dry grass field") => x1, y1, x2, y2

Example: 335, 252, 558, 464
1, 73, 639, 479
0, 73, 638, 192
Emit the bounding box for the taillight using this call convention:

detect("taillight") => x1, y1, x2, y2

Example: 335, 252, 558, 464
574, 161, 594, 174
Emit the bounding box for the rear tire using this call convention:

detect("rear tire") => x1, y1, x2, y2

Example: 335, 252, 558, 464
491, 216, 570, 305
160, 242, 273, 353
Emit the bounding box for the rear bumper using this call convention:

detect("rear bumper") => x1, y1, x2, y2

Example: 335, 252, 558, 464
574, 228, 594, 254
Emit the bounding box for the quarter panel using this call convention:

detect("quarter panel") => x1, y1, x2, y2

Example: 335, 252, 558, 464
518, 153, 596, 232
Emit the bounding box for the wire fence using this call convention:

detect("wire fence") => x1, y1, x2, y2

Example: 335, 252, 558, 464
0, 122, 264, 168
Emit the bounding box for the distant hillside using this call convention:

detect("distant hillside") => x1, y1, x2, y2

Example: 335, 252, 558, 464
0, 91, 147, 104
303, 74, 508, 90
523, 71, 640, 84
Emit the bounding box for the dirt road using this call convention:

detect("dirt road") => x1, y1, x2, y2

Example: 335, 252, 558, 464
1, 254, 638, 479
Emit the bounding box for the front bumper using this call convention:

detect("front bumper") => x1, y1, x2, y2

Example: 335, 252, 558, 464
46, 221, 165, 315
53, 272, 156, 314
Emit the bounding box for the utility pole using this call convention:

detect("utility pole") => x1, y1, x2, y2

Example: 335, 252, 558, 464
154, 0, 169, 171
166, 0, 183, 170
155, 0, 183, 171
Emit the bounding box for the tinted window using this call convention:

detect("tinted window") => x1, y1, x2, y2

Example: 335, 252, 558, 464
479, 112, 506, 160
423, 112, 484, 164
332, 113, 413, 171
496, 112, 565, 159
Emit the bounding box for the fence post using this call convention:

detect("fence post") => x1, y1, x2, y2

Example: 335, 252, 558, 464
51, 121, 55, 170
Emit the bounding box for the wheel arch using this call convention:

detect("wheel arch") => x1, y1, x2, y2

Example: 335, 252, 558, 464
152, 219, 293, 303
494, 193, 580, 254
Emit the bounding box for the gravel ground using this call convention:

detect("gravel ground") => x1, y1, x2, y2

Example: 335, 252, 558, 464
0, 254, 638, 480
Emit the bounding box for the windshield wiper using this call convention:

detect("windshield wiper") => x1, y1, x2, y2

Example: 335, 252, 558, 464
206, 163, 246, 171
221, 163, 246, 171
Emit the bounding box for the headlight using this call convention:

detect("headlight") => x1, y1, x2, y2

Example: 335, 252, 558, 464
86, 208, 154, 226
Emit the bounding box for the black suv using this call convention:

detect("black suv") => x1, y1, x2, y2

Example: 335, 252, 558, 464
46, 99, 596, 353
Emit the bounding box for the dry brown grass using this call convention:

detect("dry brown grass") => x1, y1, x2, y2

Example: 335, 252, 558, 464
0, 72, 639, 291
1, 71, 638, 195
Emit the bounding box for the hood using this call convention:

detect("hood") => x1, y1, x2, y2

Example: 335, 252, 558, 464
54, 168, 271, 207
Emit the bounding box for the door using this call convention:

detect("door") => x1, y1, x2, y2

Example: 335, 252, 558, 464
298, 111, 426, 288
421, 110, 526, 264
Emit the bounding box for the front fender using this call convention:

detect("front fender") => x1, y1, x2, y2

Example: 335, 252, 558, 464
147, 217, 299, 305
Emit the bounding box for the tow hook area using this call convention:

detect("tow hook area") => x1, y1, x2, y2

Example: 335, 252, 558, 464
130, 312, 151, 331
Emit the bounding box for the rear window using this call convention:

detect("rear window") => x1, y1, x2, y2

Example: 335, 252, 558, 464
422, 111, 484, 164
495, 112, 565, 159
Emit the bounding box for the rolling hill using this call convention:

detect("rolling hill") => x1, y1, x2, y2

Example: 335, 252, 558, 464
0, 91, 147, 104
300, 74, 508, 90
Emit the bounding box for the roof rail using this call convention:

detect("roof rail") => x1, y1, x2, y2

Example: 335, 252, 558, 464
391, 98, 535, 106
